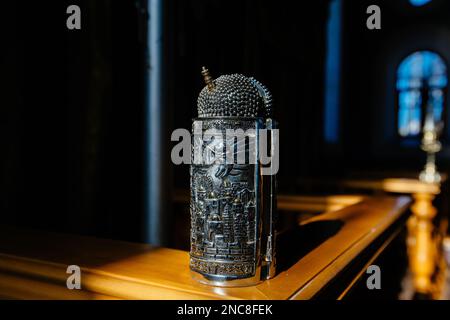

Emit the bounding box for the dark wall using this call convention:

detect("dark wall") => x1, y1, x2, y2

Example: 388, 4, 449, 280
338, 0, 450, 175
2, 0, 449, 243
0, 1, 146, 241
168, 0, 330, 193
1, 0, 331, 242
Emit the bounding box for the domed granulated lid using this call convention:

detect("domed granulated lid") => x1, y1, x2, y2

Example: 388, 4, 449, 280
197, 67, 273, 118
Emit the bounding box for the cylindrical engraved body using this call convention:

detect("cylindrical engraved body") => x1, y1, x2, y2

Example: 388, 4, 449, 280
189, 117, 276, 287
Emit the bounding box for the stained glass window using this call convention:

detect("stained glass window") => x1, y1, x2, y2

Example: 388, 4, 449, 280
396, 51, 447, 137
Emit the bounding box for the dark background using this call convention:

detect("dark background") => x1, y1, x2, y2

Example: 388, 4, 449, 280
1, 0, 449, 245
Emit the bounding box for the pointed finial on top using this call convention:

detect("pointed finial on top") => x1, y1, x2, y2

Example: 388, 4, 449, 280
201, 66, 215, 91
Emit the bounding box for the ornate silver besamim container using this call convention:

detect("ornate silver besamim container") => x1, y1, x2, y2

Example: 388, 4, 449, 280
190, 67, 277, 287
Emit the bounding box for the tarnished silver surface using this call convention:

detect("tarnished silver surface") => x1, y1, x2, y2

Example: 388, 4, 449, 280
189, 68, 276, 287
190, 118, 261, 285
197, 73, 273, 118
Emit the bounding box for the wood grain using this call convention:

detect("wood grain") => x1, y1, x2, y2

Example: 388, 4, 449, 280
0, 196, 410, 299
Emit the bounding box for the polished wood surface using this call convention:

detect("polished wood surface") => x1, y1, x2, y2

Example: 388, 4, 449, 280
342, 178, 441, 194
342, 177, 447, 297
0, 196, 410, 300
277, 194, 364, 212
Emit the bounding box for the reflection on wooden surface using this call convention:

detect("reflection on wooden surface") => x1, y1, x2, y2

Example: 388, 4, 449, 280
0, 196, 410, 300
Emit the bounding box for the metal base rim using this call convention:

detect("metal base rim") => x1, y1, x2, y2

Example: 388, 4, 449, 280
190, 270, 262, 287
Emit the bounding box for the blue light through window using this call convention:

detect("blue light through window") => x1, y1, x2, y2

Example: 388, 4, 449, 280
323, 0, 341, 143
409, 0, 432, 7
396, 51, 447, 137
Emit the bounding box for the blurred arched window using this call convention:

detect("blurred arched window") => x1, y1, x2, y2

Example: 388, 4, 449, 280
409, 0, 432, 6
396, 51, 447, 137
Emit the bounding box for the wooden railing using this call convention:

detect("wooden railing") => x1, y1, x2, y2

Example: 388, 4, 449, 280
0, 196, 410, 300
341, 177, 448, 298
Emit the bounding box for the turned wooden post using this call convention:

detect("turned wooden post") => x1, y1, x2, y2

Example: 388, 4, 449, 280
341, 177, 446, 297
407, 191, 438, 295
